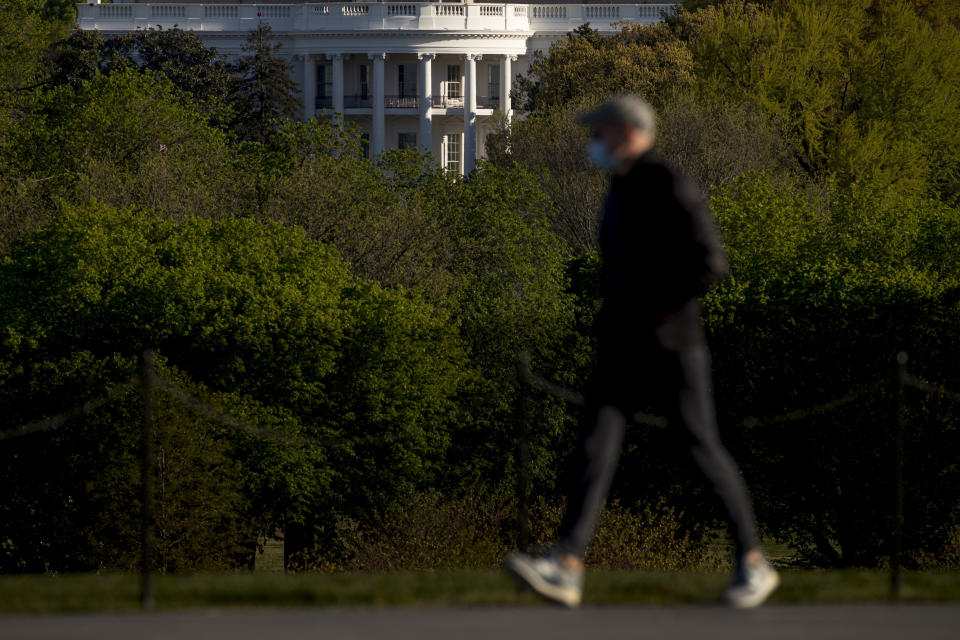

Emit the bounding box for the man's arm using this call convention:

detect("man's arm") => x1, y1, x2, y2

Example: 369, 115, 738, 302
668, 169, 728, 302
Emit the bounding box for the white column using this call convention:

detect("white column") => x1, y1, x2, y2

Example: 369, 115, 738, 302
417, 53, 434, 155
370, 53, 386, 157
332, 53, 344, 124
303, 54, 316, 121
501, 54, 516, 120
464, 53, 478, 175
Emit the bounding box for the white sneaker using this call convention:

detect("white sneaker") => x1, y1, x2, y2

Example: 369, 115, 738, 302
504, 547, 584, 608
723, 555, 780, 609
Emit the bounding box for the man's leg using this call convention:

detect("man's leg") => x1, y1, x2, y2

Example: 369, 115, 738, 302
555, 401, 628, 559
670, 343, 778, 607
671, 343, 760, 554
503, 373, 628, 607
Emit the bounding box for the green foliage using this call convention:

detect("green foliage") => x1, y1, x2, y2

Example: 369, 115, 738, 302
330, 490, 514, 571
293, 490, 710, 572
513, 23, 695, 113
229, 23, 302, 142
704, 172, 960, 566
3, 1, 960, 573
0, 0, 73, 96
0, 202, 467, 572
685, 0, 960, 202
44, 27, 233, 123
20, 69, 226, 192
487, 104, 607, 253
529, 497, 720, 570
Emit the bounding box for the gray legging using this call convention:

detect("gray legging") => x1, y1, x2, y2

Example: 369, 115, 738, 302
556, 342, 761, 559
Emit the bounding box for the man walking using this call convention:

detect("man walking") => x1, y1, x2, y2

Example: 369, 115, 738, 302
504, 95, 779, 609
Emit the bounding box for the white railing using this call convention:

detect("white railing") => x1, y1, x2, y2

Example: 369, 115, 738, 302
152, 6, 185, 18
637, 4, 672, 19
387, 4, 417, 17
204, 6, 238, 19
258, 6, 291, 19
433, 5, 465, 17
95, 4, 132, 18
75, 3, 678, 33
585, 6, 620, 20
531, 6, 567, 19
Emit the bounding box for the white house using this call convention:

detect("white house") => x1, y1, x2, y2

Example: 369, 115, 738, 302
76, 2, 677, 174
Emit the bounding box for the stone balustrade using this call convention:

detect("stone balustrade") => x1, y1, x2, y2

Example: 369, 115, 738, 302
75, 3, 678, 34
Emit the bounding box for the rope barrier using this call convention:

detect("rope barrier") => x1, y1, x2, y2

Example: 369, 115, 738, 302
903, 373, 960, 404
155, 375, 327, 448
516, 352, 668, 427
0, 376, 138, 441
2, 348, 959, 607
0, 370, 402, 451
741, 382, 882, 428
3, 355, 958, 445
517, 352, 896, 430
154, 373, 404, 450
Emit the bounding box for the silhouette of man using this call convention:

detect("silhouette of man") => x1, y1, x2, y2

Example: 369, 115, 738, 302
504, 94, 779, 609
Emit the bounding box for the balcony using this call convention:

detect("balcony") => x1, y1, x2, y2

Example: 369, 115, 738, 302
75, 3, 679, 35
477, 95, 500, 109
432, 95, 464, 109
384, 95, 419, 109
344, 95, 372, 109
317, 94, 500, 110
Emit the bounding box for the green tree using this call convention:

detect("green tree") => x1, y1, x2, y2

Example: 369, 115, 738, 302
685, 0, 960, 202
0, 0, 73, 95
0, 202, 467, 572
0, 1, 75, 251
44, 27, 233, 123
703, 173, 960, 566
13, 69, 228, 210
229, 22, 302, 142
486, 104, 607, 254
513, 23, 695, 114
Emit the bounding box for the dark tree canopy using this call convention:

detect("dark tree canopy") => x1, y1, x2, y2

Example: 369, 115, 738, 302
1, 0, 960, 573
228, 22, 303, 143
44, 27, 233, 123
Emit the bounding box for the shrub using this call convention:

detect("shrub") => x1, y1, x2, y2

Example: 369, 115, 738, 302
0, 201, 467, 572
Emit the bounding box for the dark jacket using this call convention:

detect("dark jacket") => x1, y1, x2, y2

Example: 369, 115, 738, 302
596, 150, 728, 352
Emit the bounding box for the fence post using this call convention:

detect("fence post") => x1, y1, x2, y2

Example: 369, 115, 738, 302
891, 350, 907, 601
515, 354, 532, 552
139, 349, 157, 610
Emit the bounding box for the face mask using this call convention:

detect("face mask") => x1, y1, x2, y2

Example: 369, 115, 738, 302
585, 140, 617, 172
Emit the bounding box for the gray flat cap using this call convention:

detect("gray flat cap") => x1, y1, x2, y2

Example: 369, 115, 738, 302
577, 94, 657, 136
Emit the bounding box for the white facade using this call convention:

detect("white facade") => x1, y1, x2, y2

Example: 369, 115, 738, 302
76, 2, 677, 174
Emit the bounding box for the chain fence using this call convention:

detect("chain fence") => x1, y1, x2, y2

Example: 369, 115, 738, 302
516, 349, 960, 600
0, 349, 404, 607
2, 348, 959, 605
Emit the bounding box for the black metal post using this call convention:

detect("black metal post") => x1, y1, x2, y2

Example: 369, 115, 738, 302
515, 354, 532, 552
891, 350, 907, 600
139, 350, 157, 610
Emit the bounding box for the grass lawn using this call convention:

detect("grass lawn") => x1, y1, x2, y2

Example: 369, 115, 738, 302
0, 569, 958, 613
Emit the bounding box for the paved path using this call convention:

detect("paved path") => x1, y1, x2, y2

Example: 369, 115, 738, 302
3, 605, 959, 640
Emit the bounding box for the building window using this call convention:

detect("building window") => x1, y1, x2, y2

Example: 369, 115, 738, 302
488, 64, 500, 102
317, 64, 332, 99
359, 64, 368, 99
398, 132, 417, 150
361, 133, 370, 159
446, 65, 461, 99
398, 64, 416, 98
445, 133, 461, 173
